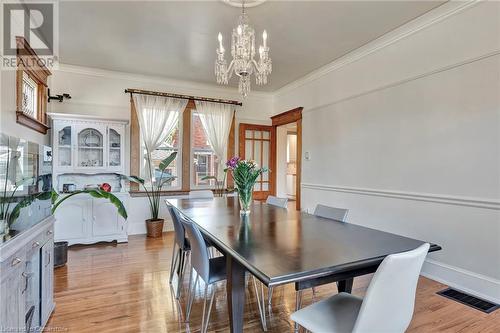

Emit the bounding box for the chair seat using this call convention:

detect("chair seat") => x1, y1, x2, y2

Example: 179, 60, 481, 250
208, 256, 227, 284
290, 292, 363, 333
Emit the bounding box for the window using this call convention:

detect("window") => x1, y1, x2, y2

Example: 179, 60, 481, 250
22, 73, 38, 118
140, 118, 182, 190
15, 37, 51, 134
191, 111, 219, 188
130, 97, 236, 195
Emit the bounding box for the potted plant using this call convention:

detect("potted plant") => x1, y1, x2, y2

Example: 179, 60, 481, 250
225, 157, 267, 215
200, 174, 227, 197
124, 152, 177, 237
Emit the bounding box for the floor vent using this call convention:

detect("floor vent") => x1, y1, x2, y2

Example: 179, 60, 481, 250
437, 288, 499, 314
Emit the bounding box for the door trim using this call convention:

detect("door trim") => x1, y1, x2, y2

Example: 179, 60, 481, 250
271, 107, 303, 210
238, 123, 274, 200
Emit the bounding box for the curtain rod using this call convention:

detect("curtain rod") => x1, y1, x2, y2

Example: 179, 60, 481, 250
124, 88, 242, 106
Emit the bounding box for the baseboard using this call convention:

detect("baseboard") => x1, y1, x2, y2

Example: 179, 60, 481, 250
422, 258, 500, 304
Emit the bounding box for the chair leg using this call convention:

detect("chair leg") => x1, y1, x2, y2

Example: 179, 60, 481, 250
176, 250, 187, 299
252, 276, 267, 331
268, 286, 274, 307
294, 290, 303, 333
186, 273, 199, 322
202, 285, 216, 333
169, 244, 179, 283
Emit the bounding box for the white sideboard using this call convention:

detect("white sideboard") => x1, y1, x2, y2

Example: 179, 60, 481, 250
0, 216, 55, 332
54, 192, 129, 245
48, 113, 130, 245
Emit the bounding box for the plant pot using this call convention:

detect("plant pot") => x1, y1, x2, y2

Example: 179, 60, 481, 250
54, 241, 68, 268
146, 218, 164, 238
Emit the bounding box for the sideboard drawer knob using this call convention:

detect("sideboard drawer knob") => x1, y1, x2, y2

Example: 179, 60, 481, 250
11, 257, 22, 267
47, 230, 53, 235
32, 241, 40, 248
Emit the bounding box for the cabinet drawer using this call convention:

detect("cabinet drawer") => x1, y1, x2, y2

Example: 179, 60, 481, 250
0, 250, 26, 274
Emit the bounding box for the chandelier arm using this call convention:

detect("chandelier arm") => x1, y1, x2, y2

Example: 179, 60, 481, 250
227, 60, 235, 80
251, 59, 262, 73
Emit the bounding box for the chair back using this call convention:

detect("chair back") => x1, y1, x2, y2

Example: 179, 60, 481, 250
313, 204, 349, 222
266, 195, 288, 208
352, 243, 430, 333
166, 203, 187, 249
180, 216, 211, 283
189, 190, 214, 199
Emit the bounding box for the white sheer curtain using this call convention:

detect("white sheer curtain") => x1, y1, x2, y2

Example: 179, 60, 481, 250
133, 94, 188, 181
195, 100, 235, 179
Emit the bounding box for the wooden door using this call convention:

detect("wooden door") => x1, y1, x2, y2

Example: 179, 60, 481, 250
239, 124, 274, 200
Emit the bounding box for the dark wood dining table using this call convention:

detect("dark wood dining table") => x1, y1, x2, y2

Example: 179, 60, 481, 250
168, 197, 441, 333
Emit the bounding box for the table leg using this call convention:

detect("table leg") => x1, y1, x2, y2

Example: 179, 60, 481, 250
227, 256, 246, 333
337, 278, 354, 293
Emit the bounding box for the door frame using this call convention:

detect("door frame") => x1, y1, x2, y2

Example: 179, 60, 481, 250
271, 107, 303, 210
238, 123, 274, 200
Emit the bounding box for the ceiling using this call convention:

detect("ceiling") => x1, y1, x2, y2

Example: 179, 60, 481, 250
58, 1, 445, 92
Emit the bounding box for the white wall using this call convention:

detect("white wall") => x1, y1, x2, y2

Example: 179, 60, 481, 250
274, 1, 500, 303
276, 126, 288, 198
48, 65, 273, 234
0, 2, 50, 146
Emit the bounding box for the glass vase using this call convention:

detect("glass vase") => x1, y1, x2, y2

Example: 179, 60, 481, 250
238, 187, 253, 215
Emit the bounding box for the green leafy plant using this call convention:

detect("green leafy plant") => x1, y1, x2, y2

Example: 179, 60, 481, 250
1, 176, 36, 225
200, 174, 227, 197
51, 189, 128, 219
224, 157, 267, 213
123, 151, 177, 220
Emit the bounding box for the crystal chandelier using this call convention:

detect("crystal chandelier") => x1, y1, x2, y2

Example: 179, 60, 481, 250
215, 0, 272, 97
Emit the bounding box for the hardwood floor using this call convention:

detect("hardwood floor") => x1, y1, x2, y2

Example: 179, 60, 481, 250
46, 233, 499, 332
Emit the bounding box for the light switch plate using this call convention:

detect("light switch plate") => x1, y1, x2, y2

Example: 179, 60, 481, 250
305, 151, 311, 161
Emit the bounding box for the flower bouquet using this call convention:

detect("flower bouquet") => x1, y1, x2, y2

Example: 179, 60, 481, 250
225, 157, 267, 215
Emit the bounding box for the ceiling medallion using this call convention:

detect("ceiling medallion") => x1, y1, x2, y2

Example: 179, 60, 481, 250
221, 0, 267, 8
215, 0, 272, 97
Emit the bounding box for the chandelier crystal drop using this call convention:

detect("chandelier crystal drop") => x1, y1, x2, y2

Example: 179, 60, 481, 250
215, 0, 272, 98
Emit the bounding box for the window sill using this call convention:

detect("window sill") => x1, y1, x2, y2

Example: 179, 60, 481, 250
16, 111, 50, 134
129, 190, 189, 198
128, 189, 235, 198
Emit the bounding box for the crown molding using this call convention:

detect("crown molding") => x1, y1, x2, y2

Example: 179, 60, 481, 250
54, 63, 274, 99
275, 0, 482, 97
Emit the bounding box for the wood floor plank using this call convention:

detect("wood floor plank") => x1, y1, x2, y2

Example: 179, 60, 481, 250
45, 233, 499, 332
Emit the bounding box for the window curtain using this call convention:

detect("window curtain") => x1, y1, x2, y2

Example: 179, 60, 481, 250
195, 100, 235, 179
133, 94, 188, 181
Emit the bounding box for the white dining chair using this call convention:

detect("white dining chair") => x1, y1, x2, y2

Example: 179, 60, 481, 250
291, 243, 430, 333
314, 204, 349, 222
189, 190, 214, 199
266, 195, 288, 208
294, 204, 349, 317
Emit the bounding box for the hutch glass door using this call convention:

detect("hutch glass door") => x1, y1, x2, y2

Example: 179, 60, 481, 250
107, 127, 122, 170
57, 125, 72, 168
76, 126, 105, 168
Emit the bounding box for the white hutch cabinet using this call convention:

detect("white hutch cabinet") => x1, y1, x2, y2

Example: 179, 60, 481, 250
48, 113, 129, 245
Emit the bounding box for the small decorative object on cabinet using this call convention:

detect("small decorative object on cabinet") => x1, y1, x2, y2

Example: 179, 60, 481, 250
48, 113, 130, 245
